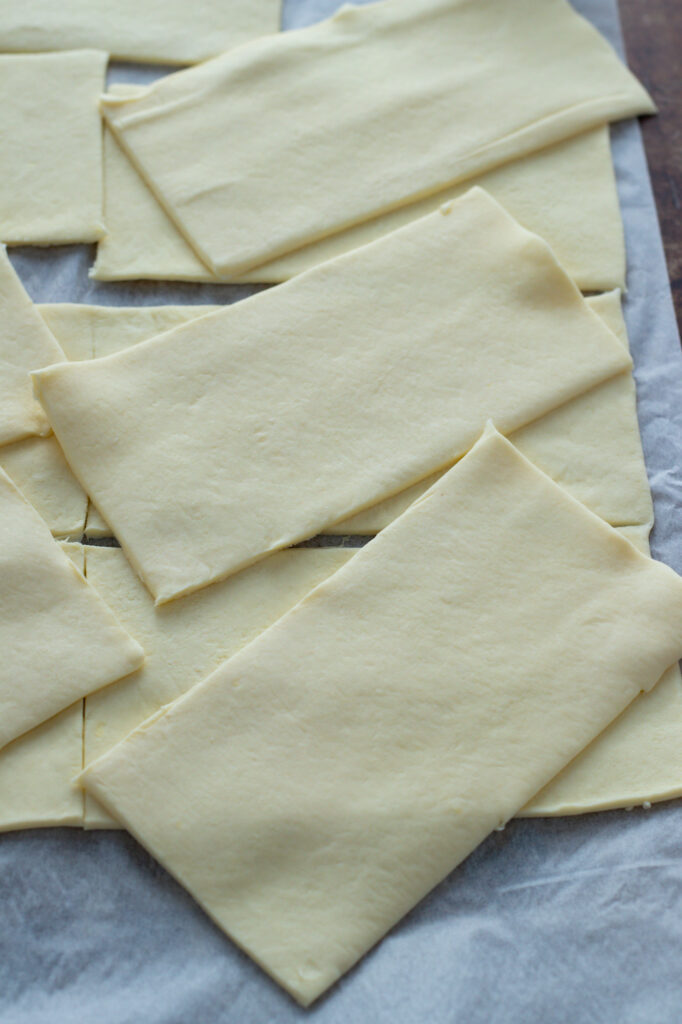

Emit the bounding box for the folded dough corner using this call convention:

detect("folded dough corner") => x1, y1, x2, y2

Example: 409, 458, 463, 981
100, 0, 654, 277
0, 246, 66, 447
33, 190, 631, 604
80, 427, 682, 1005
0, 471, 144, 750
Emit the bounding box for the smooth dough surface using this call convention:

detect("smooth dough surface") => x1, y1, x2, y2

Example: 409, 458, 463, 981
39, 302, 224, 361
0, 0, 281, 65
31, 304, 223, 537
332, 291, 652, 533
83, 546, 354, 828
0, 248, 66, 446
0, 543, 84, 831
94, 120, 625, 293
523, 528, 682, 815
0, 436, 88, 537
34, 191, 631, 603
0, 470, 143, 749
82, 428, 682, 1006
100, 0, 653, 277
0, 51, 106, 245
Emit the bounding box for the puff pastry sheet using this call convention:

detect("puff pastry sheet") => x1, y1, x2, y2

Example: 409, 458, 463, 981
333, 290, 653, 533
100, 0, 653, 277
0, 543, 85, 832
0, 436, 88, 538
82, 429, 682, 1005
0, 304, 221, 538
0, 472, 143, 749
0, 51, 106, 245
0, 248, 65, 447
83, 546, 354, 828
39, 303, 224, 361
36, 303, 222, 537
34, 191, 631, 603
524, 527, 682, 816
94, 122, 625, 294
0, 0, 281, 64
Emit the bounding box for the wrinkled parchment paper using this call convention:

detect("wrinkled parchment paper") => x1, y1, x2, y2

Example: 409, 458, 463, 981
3, 2, 682, 1022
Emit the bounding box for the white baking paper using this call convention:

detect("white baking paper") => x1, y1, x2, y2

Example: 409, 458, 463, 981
2, 1, 682, 1021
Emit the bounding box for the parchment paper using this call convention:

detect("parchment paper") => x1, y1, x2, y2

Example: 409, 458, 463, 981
3, 2, 682, 1022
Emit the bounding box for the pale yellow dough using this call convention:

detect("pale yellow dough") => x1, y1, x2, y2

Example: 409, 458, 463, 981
82, 428, 682, 1006
0, 436, 88, 537
0, 51, 107, 245
0, 247, 66, 446
100, 0, 653, 277
34, 191, 631, 603
83, 546, 354, 828
0, 470, 144, 749
94, 121, 625, 294
3, 304, 222, 538
0, 543, 84, 831
332, 291, 652, 533
0, 0, 281, 65
523, 528, 682, 815
39, 302, 224, 360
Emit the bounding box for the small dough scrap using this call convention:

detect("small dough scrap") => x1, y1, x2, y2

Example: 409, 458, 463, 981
332, 291, 652, 533
0, 247, 66, 446
94, 123, 625, 294
83, 546, 355, 828
34, 190, 632, 603
523, 528, 682, 815
0, 435, 88, 537
82, 428, 682, 1006
100, 0, 653, 277
0, 470, 144, 749
0, 543, 84, 831
0, 0, 281, 65
0, 51, 107, 245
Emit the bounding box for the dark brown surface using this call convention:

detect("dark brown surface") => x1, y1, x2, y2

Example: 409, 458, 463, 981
620, 0, 682, 330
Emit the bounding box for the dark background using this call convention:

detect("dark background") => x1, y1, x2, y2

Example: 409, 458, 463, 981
621, 0, 682, 329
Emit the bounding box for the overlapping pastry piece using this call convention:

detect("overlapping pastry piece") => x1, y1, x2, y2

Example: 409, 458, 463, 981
82, 428, 682, 1005
100, 0, 653, 277
0, 303, 222, 538
0, 469, 143, 750
82, 546, 354, 828
34, 190, 632, 603
0, 247, 65, 447
94, 118, 626, 293
524, 525, 682, 816
0, 0, 281, 64
0, 543, 86, 832
333, 290, 653, 533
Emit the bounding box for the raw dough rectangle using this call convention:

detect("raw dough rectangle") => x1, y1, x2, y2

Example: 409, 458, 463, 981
0, 247, 65, 446
82, 428, 682, 1005
0, 543, 85, 832
522, 527, 682, 816
34, 191, 632, 603
0, 0, 281, 65
101, 0, 653, 277
0, 436, 88, 538
331, 290, 653, 533
83, 546, 355, 828
0, 304, 223, 539
0, 471, 143, 749
0, 51, 107, 245
93, 122, 626, 294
